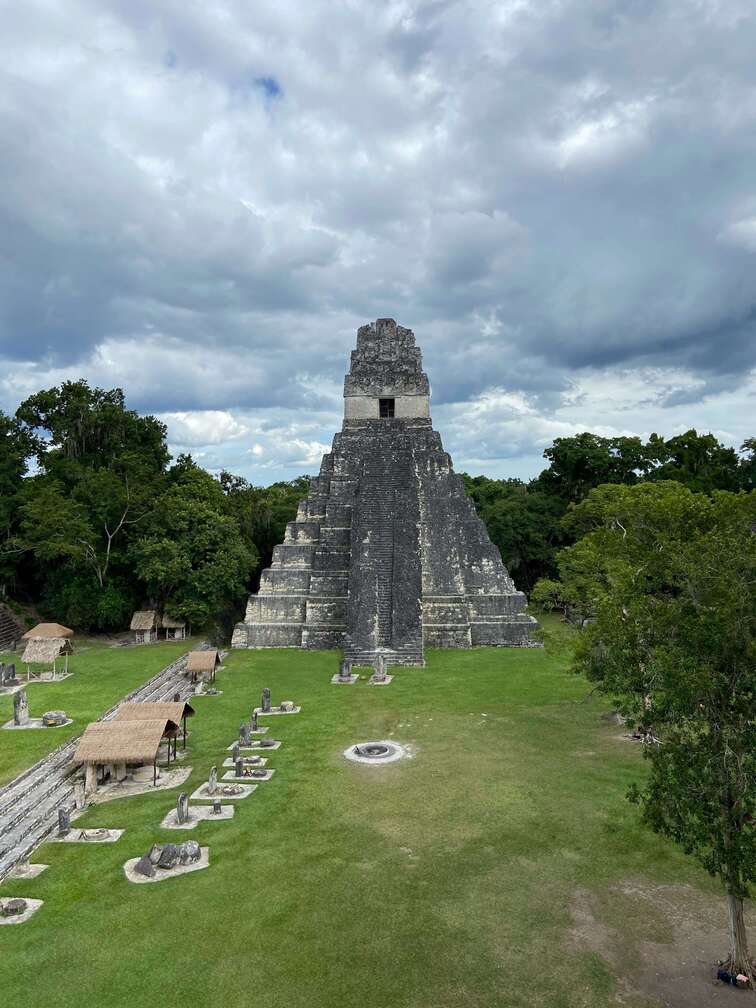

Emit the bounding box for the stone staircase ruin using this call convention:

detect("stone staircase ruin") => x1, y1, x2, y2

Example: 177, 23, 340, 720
233, 319, 538, 664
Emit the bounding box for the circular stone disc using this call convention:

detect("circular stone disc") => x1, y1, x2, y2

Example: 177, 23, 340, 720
343, 740, 406, 765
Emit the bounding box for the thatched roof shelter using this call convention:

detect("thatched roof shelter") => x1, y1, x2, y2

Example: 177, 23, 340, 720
73, 719, 172, 766
130, 611, 160, 631
161, 614, 186, 629
21, 637, 73, 665
114, 701, 195, 723
21, 622, 74, 640
186, 649, 221, 674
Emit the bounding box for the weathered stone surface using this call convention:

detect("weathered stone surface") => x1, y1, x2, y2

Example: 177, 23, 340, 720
57, 807, 70, 836
1, 897, 28, 916
134, 855, 156, 878
13, 688, 29, 726
157, 844, 180, 869
178, 839, 201, 864
41, 710, 67, 727
176, 792, 190, 825
234, 319, 538, 663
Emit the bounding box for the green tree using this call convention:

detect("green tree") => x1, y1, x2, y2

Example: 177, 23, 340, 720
739, 439, 756, 492
532, 433, 652, 501
220, 472, 309, 586
0, 411, 38, 587
461, 476, 566, 588
647, 429, 743, 492
554, 483, 756, 977
132, 457, 257, 630
11, 381, 168, 627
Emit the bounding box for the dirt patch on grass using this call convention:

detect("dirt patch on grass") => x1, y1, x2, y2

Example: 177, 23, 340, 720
569, 880, 754, 1007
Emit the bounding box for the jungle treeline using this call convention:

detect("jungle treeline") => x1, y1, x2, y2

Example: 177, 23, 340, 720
0, 379, 753, 634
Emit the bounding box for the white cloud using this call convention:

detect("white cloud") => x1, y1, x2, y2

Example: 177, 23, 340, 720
1, 0, 755, 483
159, 410, 249, 446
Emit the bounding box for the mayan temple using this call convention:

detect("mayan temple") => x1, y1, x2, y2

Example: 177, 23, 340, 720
233, 319, 538, 663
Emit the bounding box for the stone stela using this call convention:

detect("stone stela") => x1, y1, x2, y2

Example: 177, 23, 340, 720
233, 318, 538, 665
13, 688, 29, 726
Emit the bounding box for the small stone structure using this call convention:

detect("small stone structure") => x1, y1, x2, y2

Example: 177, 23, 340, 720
369, 654, 392, 685
13, 688, 29, 726
190, 781, 254, 800
3, 689, 71, 730
160, 801, 233, 829
0, 897, 43, 924
0, 663, 20, 691
58, 807, 71, 836
344, 740, 407, 765
233, 318, 539, 664
176, 792, 190, 825
332, 659, 358, 685
125, 841, 208, 883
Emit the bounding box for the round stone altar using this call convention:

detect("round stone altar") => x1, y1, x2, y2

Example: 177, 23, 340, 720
343, 740, 406, 765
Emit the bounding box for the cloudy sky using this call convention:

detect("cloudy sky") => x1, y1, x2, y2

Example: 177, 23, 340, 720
1, 1, 754, 483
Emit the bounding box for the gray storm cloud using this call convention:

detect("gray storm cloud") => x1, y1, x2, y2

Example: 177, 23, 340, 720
0, 0, 754, 480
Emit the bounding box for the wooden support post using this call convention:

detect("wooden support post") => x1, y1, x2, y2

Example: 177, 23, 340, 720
153, 759, 157, 786
182, 715, 187, 750
84, 761, 97, 797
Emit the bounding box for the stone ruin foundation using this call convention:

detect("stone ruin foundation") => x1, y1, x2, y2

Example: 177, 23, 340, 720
233, 318, 538, 666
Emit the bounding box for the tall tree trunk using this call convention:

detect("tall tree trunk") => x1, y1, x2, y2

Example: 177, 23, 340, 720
726, 889, 753, 981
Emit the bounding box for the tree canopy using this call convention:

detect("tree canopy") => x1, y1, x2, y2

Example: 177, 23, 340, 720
544, 482, 756, 976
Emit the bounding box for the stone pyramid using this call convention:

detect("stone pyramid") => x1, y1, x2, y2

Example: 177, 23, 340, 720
232, 319, 538, 664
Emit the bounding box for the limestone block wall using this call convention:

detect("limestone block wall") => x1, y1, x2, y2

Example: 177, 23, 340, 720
344, 394, 430, 419
233, 318, 538, 657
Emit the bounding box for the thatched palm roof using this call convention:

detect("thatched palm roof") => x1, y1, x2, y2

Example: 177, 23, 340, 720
21, 637, 73, 664
186, 649, 220, 673
130, 611, 159, 631
114, 701, 195, 723
21, 622, 74, 640
73, 720, 170, 765
161, 614, 186, 629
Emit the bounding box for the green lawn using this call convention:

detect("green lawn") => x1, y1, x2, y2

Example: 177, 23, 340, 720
0, 620, 724, 1007
0, 639, 199, 786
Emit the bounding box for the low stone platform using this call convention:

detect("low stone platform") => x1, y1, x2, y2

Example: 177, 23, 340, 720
221, 756, 268, 769
27, 672, 74, 684
225, 738, 279, 751
6, 862, 48, 880
89, 767, 192, 805
160, 805, 234, 829
368, 675, 394, 686
254, 705, 301, 716
221, 768, 275, 783
54, 828, 124, 843
331, 673, 359, 685
123, 848, 209, 884
0, 898, 43, 924
190, 783, 256, 801
2, 717, 73, 730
